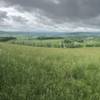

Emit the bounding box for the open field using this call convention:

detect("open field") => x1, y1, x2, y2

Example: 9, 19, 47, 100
1, 32, 100, 48
8, 36, 100, 48
0, 43, 100, 100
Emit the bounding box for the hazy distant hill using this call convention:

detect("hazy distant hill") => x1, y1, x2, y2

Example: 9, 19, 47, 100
0, 31, 100, 37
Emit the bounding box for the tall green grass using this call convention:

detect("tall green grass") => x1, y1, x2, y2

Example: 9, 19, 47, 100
0, 43, 100, 100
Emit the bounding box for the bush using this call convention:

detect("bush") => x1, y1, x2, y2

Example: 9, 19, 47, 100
0, 37, 16, 42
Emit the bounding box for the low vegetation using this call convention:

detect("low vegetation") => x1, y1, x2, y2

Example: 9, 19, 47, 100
9, 36, 100, 48
0, 37, 16, 42
1, 43, 100, 100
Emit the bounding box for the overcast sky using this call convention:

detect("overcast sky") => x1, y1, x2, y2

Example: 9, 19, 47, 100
0, 0, 100, 32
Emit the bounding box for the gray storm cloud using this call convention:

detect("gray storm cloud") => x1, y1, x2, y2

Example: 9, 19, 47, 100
11, 16, 28, 24
3, 0, 100, 20
0, 0, 100, 31
0, 11, 7, 22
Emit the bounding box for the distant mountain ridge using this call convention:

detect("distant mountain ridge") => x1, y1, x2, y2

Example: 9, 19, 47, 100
0, 31, 100, 37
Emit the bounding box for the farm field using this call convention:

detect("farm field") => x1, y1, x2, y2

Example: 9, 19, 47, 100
0, 43, 100, 100
9, 36, 100, 48
1, 33, 100, 48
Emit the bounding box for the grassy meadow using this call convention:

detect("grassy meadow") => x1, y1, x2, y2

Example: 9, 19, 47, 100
8, 36, 100, 48
1, 42, 100, 100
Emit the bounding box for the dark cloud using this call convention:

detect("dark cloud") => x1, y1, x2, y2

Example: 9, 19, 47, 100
0, 0, 100, 31
11, 16, 28, 24
0, 11, 9, 29
3, 0, 100, 20
0, 11, 7, 22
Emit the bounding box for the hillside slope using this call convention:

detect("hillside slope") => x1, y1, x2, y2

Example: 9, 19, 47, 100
0, 43, 100, 100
